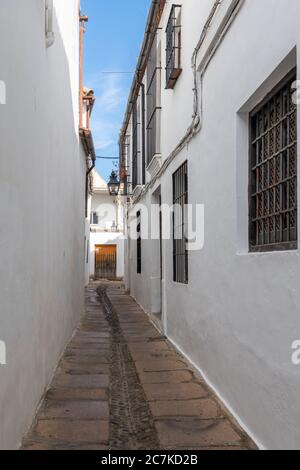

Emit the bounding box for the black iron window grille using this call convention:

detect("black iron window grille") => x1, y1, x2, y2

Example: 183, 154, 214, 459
132, 99, 140, 190
146, 36, 161, 166
173, 161, 188, 283
166, 5, 182, 89
120, 134, 131, 196
249, 70, 298, 252
137, 211, 142, 274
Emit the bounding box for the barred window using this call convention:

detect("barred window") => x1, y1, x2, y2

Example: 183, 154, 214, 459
132, 99, 140, 189
173, 161, 188, 284
146, 37, 161, 165
249, 70, 298, 252
166, 5, 182, 89
137, 211, 142, 274
120, 134, 130, 196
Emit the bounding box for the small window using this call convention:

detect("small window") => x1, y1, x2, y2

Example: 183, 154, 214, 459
132, 99, 140, 190
91, 212, 98, 225
173, 161, 188, 283
166, 5, 182, 89
137, 211, 142, 274
249, 70, 298, 252
120, 134, 130, 196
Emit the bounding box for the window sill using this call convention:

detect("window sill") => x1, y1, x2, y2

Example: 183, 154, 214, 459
249, 242, 298, 253
171, 279, 189, 287
146, 154, 162, 180
166, 68, 182, 90
132, 185, 144, 202
236, 247, 299, 257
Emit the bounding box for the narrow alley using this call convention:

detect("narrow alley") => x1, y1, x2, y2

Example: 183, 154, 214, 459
2, 0, 300, 454
22, 283, 255, 451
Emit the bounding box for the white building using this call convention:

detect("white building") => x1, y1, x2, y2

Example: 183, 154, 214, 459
88, 169, 124, 280
120, 0, 300, 449
0, 0, 94, 449
81, 86, 97, 286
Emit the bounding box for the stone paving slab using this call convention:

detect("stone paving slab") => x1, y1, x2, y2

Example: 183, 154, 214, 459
40, 400, 109, 420
138, 370, 194, 384
135, 359, 189, 373
143, 382, 208, 401
21, 286, 111, 450
46, 387, 108, 402
22, 281, 255, 451
150, 399, 220, 419
33, 419, 109, 445
105, 282, 256, 451
59, 360, 110, 375
155, 419, 243, 448
53, 373, 109, 389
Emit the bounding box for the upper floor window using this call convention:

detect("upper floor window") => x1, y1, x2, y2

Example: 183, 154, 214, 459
120, 134, 131, 196
249, 70, 298, 252
166, 5, 182, 90
132, 99, 140, 190
146, 37, 162, 166
173, 161, 188, 284
91, 212, 99, 225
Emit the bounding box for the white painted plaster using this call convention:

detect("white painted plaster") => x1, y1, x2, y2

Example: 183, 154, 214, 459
123, 0, 300, 449
0, 0, 85, 449
88, 170, 124, 280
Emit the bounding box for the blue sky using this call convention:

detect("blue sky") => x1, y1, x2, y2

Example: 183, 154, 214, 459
81, 0, 151, 181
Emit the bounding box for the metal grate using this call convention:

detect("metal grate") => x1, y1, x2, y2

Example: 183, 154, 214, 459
137, 211, 142, 274
120, 134, 131, 196
146, 36, 161, 165
166, 5, 182, 89
132, 99, 140, 189
173, 161, 188, 283
249, 70, 298, 252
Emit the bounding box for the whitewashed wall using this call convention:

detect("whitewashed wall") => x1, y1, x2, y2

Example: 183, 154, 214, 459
89, 192, 124, 279
125, 0, 300, 449
89, 232, 124, 279
0, 0, 85, 449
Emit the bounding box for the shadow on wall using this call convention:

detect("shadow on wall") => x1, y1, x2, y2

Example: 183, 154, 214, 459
0, 0, 85, 450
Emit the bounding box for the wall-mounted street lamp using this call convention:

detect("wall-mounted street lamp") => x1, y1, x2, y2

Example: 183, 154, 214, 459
107, 171, 120, 197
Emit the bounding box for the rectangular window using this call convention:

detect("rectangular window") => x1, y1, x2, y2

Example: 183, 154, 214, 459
166, 5, 182, 89
120, 134, 130, 196
137, 211, 142, 274
173, 161, 188, 283
249, 70, 298, 252
146, 36, 161, 165
132, 99, 140, 189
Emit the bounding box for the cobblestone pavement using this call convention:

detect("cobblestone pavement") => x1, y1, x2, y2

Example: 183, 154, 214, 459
22, 282, 255, 450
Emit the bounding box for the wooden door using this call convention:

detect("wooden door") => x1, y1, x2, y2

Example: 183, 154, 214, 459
95, 245, 117, 280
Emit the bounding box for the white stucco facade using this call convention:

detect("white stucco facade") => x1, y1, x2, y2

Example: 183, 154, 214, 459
89, 170, 124, 280
122, 0, 300, 449
0, 0, 87, 449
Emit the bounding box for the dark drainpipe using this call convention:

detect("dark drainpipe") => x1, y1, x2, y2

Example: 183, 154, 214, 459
85, 158, 95, 218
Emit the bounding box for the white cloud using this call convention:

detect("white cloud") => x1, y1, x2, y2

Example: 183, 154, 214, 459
87, 73, 129, 154
97, 76, 123, 112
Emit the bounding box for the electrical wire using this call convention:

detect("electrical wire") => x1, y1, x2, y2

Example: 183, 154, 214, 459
96, 156, 119, 160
